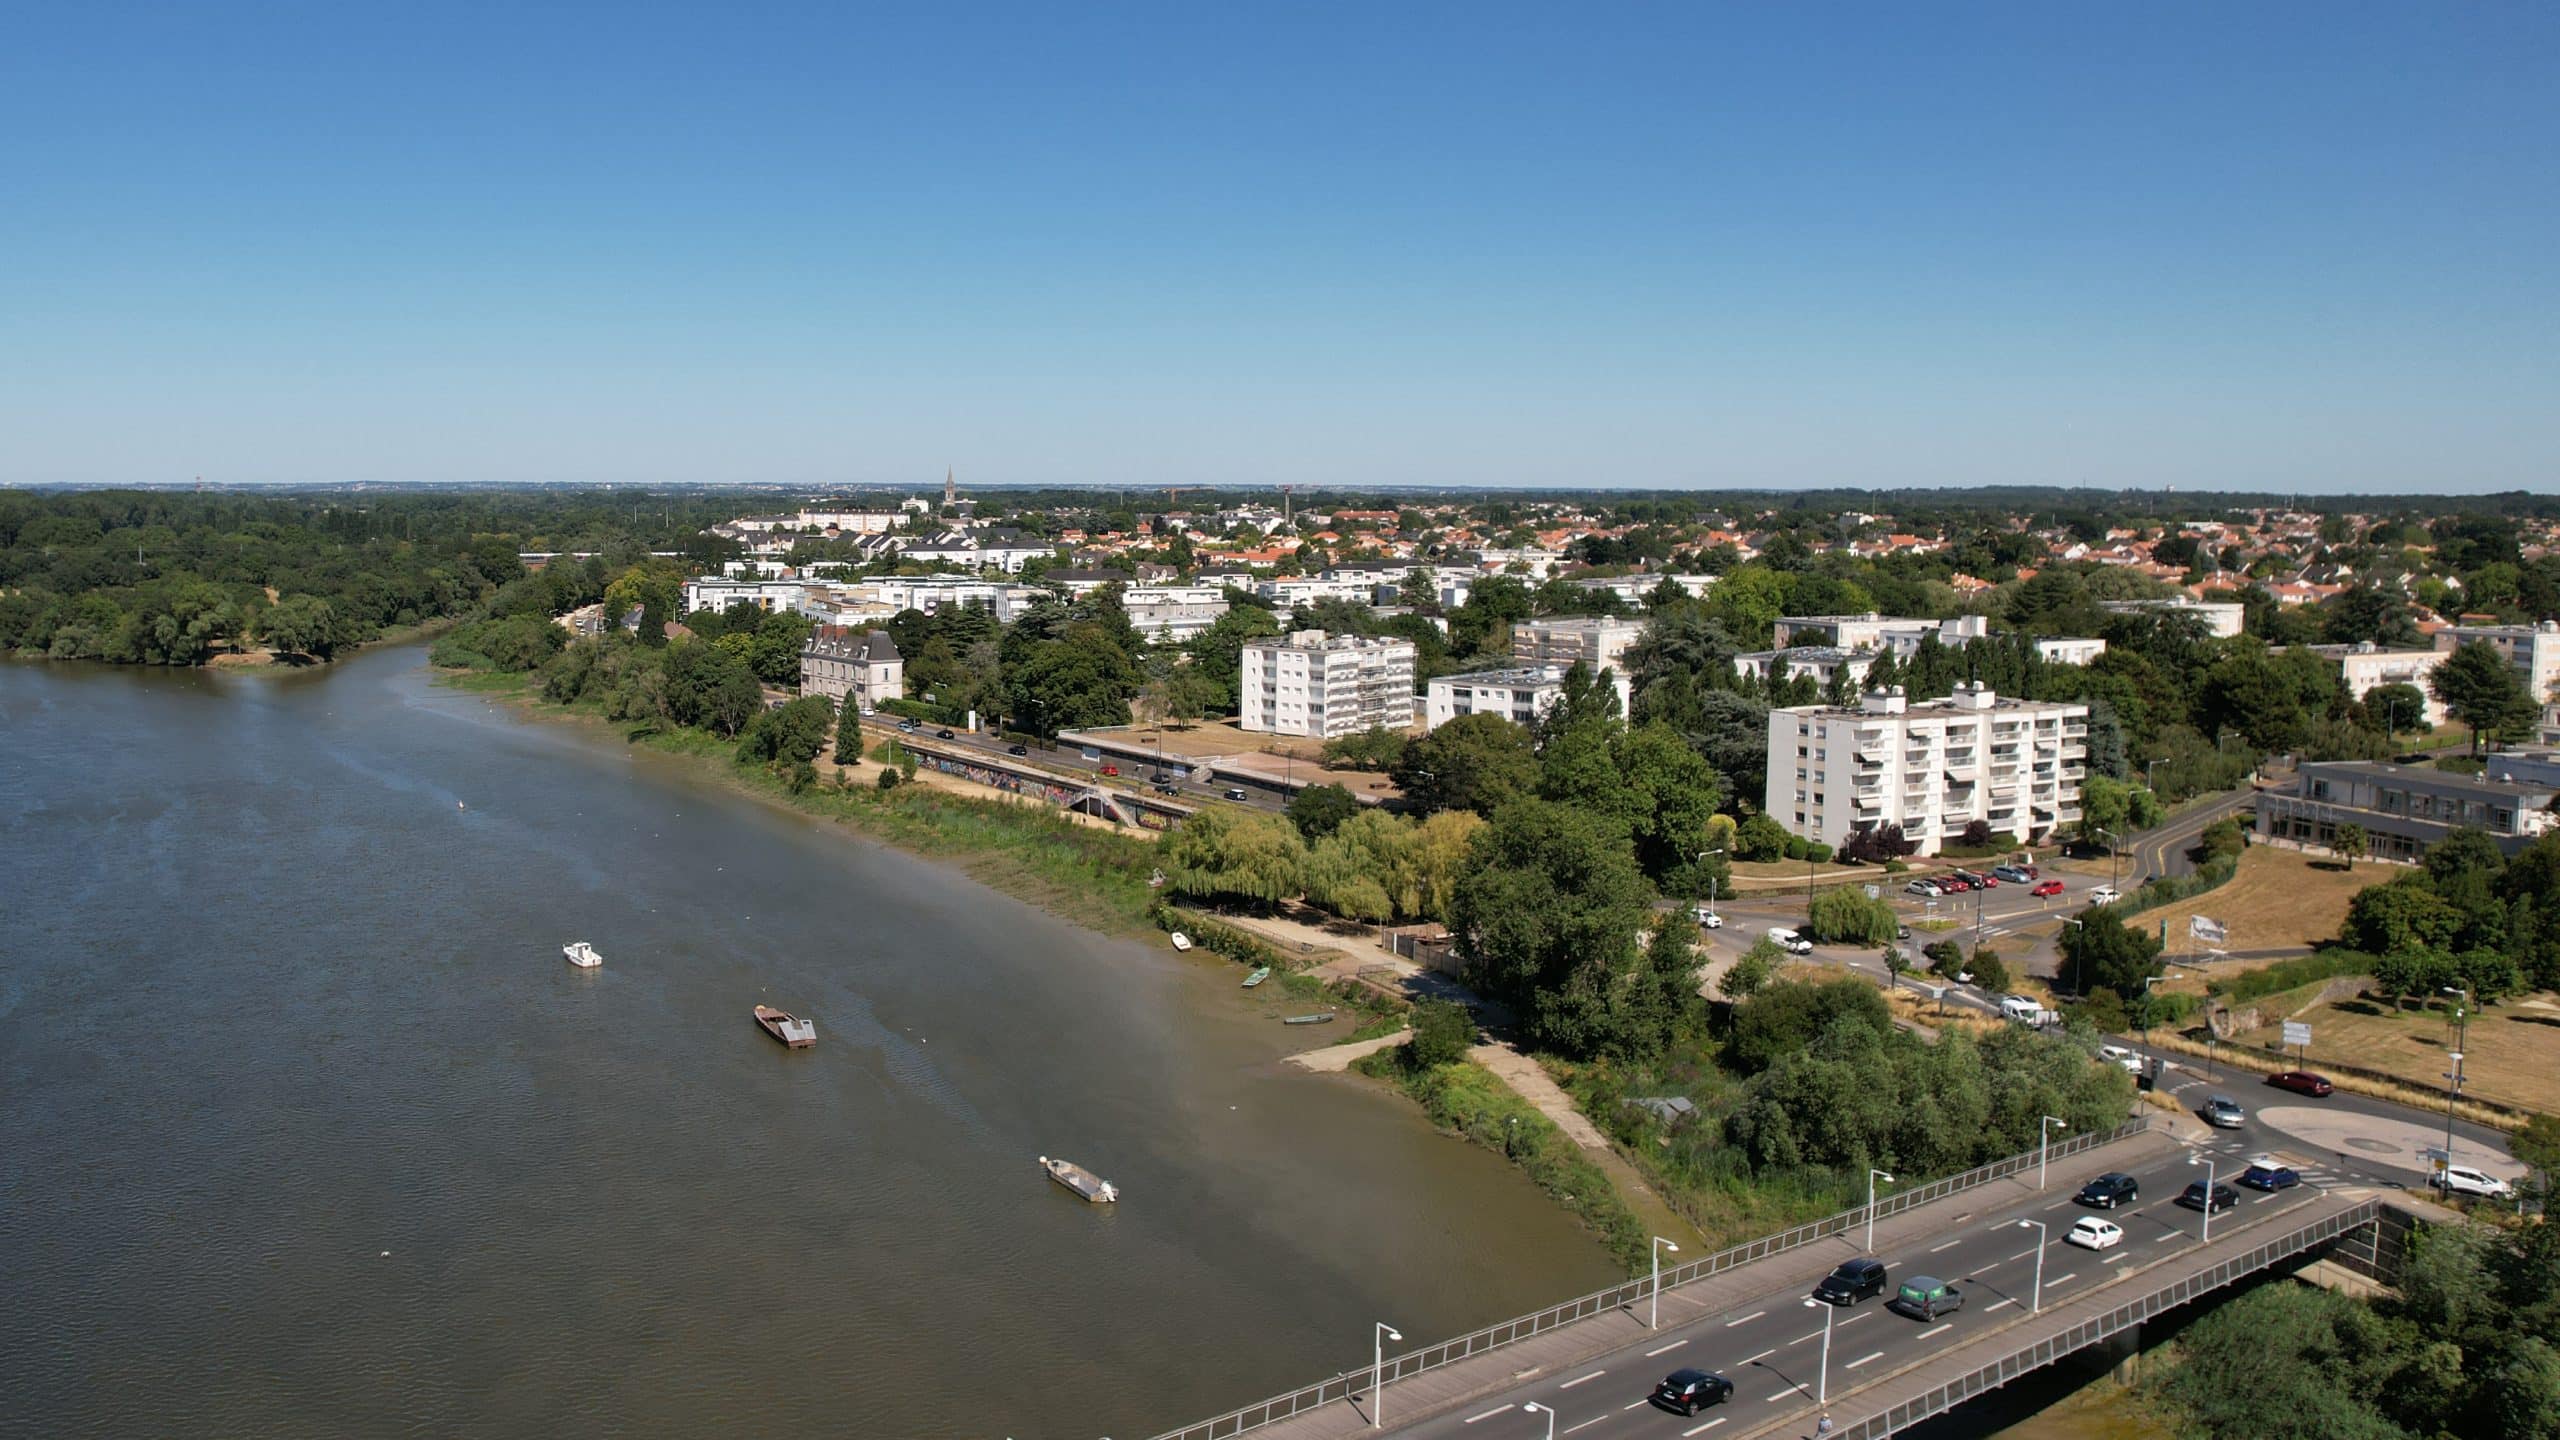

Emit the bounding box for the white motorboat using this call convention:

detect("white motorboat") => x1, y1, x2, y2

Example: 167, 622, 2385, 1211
563, 941, 603, 969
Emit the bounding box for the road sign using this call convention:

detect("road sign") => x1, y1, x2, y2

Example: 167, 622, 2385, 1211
2191, 915, 2229, 945
1864, 884, 1881, 900
2282, 1021, 2312, 1048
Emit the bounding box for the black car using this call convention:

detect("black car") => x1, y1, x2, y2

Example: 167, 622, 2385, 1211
1650, 1369, 1734, 1416
2239, 1160, 2300, 1192
1152, 783, 1181, 797
2076, 1172, 2140, 1209
1813, 1257, 1888, 1305
2178, 1180, 2240, 1213
935, 728, 955, 739
1149, 772, 1174, 785
1006, 743, 1029, 756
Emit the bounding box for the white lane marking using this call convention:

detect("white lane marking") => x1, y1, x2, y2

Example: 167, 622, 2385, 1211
1984, 1298, 2015, 1312
1845, 1350, 1887, 1370
1560, 1370, 1605, 1389
1975, 1259, 2002, 1271
1740, 1348, 1776, 1365
1929, 1239, 1962, 1253
1646, 1339, 1688, 1356
1919, 1322, 1953, 1339
1463, 1404, 1514, 1424
2154, 1232, 2182, 1243
2044, 1198, 2073, 1210
2051, 1272, 2079, 1286
1622, 1399, 1650, 1411
1563, 1419, 1603, 1436
1839, 1310, 1875, 1327
2008, 1248, 2037, 1262
1788, 1329, 1822, 1345
1726, 1310, 1766, 1327
1684, 1420, 1728, 1436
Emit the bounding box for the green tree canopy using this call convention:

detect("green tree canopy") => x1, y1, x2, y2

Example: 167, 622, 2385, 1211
1450, 798, 1662, 1059
1158, 808, 1308, 906
1393, 712, 1538, 816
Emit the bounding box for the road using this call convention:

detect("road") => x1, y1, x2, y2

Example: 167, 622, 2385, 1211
1372, 1137, 2337, 1439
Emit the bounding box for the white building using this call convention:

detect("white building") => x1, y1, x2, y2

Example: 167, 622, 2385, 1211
2435, 620, 2560, 707
1512, 615, 1645, 674
2034, 637, 2110, 666
1425, 664, 1632, 731
2099, 597, 2246, 639
799, 627, 904, 713
1259, 575, 1378, 608
1771, 612, 1989, 657
1123, 584, 1231, 643
1239, 630, 1418, 738
1735, 646, 1877, 688
2292, 642, 2451, 726
897, 528, 1056, 574
850, 577, 1049, 622
1765, 684, 2090, 853
682, 577, 811, 615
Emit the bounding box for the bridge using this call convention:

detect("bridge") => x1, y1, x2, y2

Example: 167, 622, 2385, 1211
1146, 1116, 2425, 1440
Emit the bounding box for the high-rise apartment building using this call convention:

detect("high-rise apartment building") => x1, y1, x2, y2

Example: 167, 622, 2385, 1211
1239, 630, 1418, 738
1765, 684, 2089, 853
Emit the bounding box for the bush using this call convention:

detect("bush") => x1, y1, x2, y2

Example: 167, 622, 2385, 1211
1407, 998, 1475, 1070
2208, 949, 2372, 1005
1783, 834, 1809, 861
1923, 938, 1964, 971
1806, 887, 1898, 945
876, 767, 902, 790
1736, 813, 1789, 862
1803, 842, 1833, 864
1969, 949, 2010, 993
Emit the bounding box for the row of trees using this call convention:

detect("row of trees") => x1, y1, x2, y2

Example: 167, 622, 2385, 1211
2340, 826, 2560, 999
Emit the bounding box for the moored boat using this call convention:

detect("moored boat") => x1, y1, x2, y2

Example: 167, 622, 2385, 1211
562, 941, 603, 968
1039, 1155, 1119, 1203
1241, 966, 1271, 988
1282, 1011, 1336, 1025
1168, 932, 1193, 952
753, 1004, 816, 1048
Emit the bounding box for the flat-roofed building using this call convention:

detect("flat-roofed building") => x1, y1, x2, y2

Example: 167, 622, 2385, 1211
2034, 637, 2109, 666
2099, 597, 2246, 639
2285, 642, 2451, 726
2434, 620, 2560, 709
1512, 615, 1645, 674
1765, 684, 2090, 853
1424, 664, 1632, 732
1734, 646, 1877, 687
2257, 760, 2558, 863
1239, 630, 1417, 738
1771, 612, 1989, 657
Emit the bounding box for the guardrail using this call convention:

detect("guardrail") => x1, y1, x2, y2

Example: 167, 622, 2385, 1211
1144, 1117, 2155, 1440
1836, 1196, 2382, 1439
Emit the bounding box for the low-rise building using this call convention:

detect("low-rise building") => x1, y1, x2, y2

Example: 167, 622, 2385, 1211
799, 627, 904, 713
1423, 664, 1633, 731
1734, 646, 1877, 687
1512, 615, 1645, 674
1771, 612, 1989, 657
2034, 637, 2109, 667
1765, 684, 2090, 853
2099, 597, 2246, 639
1239, 630, 1417, 738
2434, 620, 2560, 709
2257, 760, 2558, 863
682, 577, 810, 615
2287, 642, 2451, 726
1122, 584, 1230, 643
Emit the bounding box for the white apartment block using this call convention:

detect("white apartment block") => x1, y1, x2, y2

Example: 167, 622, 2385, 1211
1512, 615, 1644, 674
1425, 664, 1632, 732
1771, 612, 1988, 657
2435, 620, 2560, 707
2293, 642, 2451, 725
1123, 584, 1230, 643
1259, 576, 1378, 608
2099, 597, 2246, 639
2034, 637, 2109, 666
682, 577, 812, 615
1239, 630, 1418, 738
1765, 684, 2090, 854
1734, 646, 1877, 687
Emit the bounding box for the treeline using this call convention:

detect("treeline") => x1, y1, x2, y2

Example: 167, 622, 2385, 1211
2338, 826, 2560, 1000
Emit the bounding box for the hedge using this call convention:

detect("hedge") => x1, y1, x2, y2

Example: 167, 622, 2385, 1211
2111, 853, 2238, 924
2207, 949, 2375, 1006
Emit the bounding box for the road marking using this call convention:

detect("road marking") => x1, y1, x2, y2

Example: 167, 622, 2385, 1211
1845, 1350, 1887, 1370
1919, 1322, 1953, 1340
1974, 1259, 2001, 1271
1984, 1298, 2014, 1312
1561, 1370, 1605, 1389
2154, 1232, 2181, 1243
1788, 1329, 1822, 1345
2044, 1198, 2074, 1210
1740, 1348, 1776, 1365
1839, 1310, 1875, 1327
1929, 1239, 1962, 1253
1622, 1399, 1650, 1411
1562, 1419, 1604, 1436
1646, 1339, 1688, 1356
1683, 1421, 1727, 1436
1463, 1404, 1514, 1424
2008, 1248, 2037, 1262
1726, 1310, 1766, 1327
2051, 1272, 2079, 1287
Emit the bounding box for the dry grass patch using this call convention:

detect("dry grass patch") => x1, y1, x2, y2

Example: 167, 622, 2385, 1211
2151, 847, 2374, 957
2185, 992, 2560, 1121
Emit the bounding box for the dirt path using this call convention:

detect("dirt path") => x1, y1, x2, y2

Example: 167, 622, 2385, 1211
1283, 1031, 1412, 1072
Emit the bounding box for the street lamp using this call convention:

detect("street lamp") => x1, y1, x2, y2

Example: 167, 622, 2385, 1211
1801, 1297, 1835, 1405
1371, 1322, 1401, 1429
2441, 986, 2472, 1173
1866, 1168, 1894, 1251
1650, 1236, 1681, 1329
2189, 1154, 2219, 1242
1695, 846, 1726, 919
2141, 975, 2164, 1050
1521, 1401, 1557, 1440
2016, 1218, 2050, 1313
2039, 1116, 2068, 1190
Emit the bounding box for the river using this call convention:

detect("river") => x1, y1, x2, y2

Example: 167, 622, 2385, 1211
0, 645, 1615, 1439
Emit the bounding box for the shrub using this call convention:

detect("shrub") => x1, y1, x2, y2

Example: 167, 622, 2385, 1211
2208, 949, 2372, 1005
876, 767, 902, 790
1804, 842, 1833, 864
1407, 998, 1475, 1070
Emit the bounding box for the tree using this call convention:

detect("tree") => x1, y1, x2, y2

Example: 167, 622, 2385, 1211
1806, 887, 1898, 945
2333, 822, 2368, 868
1720, 937, 1781, 1003
1322, 726, 1407, 773
1286, 783, 1362, 841
2364, 681, 2429, 738
2057, 909, 2162, 997
1968, 948, 2010, 994
1158, 808, 1308, 906
2343, 875, 2464, 956
1392, 712, 1538, 816
257, 594, 339, 659
1736, 813, 1790, 862
1406, 998, 1475, 1070
832, 689, 862, 765
1883, 946, 1911, 990
2432, 639, 2538, 757
737, 694, 832, 765
1449, 799, 1662, 1059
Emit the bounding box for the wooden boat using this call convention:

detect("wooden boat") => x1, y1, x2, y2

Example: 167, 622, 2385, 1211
1168, 932, 1193, 952
1241, 966, 1271, 988
1282, 1012, 1336, 1026
753, 1004, 816, 1048
1039, 1155, 1119, 1203
562, 941, 603, 969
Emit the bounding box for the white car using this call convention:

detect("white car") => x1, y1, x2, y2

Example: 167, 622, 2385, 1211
2096, 1043, 2143, 1074
2066, 1217, 2125, 1251
1766, 926, 1814, 955
1693, 907, 1724, 929
2087, 886, 2120, 905
2434, 1165, 2517, 1200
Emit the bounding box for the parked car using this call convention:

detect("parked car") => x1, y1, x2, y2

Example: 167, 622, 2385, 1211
2200, 1095, 2247, 1129
1766, 926, 1813, 955
1906, 878, 1943, 897
1993, 864, 2035, 883
2266, 1070, 2334, 1097
2076, 1172, 2140, 1209
1895, 924, 1912, 941
1958, 869, 1999, 888
2031, 879, 2066, 897
1098, 763, 1118, 776
1006, 743, 1029, 756
2088, 885, 2120, 905
1939, 875, 1974, 893
1812, 1257, 1889, 1305
2066, 1217, 2125, 1251
1651, 1369, 1734, 1416
2434, 1165, 2517, 1200
1693, 907, 1724, 928
1889, 1276, 1965, 1320
2179, 1180, 2241, 1213
2240, 1159, 2301, 1192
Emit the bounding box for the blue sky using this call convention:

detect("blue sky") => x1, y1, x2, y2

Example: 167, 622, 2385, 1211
3, 3, 2553, 491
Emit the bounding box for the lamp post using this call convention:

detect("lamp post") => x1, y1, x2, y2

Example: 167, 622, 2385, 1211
2440, 986, 2471, 1173
1802, 1297, 1835, 1405
2190, 1154, 2219, 1242
1866, 1168, 1894, 1251
2141, 975, 2163, 1050
2016, 1218, 2050, 1313
1650, 1236, 1681, 1329
1695, 846, 1726, 921
1521, 1401, 1557, 1440
1371, 1322, 1401, 1429
2039, 1116, 2068, 1190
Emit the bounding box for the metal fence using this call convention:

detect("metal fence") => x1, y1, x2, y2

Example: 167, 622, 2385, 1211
1144, 1117, 2155, 1440
1837, 1197, 2382, 1440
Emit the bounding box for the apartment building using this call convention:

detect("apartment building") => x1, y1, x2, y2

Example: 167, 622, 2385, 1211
1511, 615, 1645, 674
1734, 646, 1878, 688
1423, 664, 1633, 732
798, 627, 904, 713
1771, 612, 1989, 657
2034, 637, 2110, 666
2434, 620, 2560, 707
681, 577, 811, 615
1765, 684, 2090, 853
2098, 597, 2246, 639
1239, 630, 1418, 738
2257, 760, 2557, 863
2287, 642, 2451, 726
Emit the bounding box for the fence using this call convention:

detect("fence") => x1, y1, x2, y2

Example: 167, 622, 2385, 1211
1143, 1117, 2155, 1440
1837, 1196, 2381, 1439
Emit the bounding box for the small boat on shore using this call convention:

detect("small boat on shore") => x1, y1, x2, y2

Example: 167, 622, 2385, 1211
1040, 1155, 1119, 1204
1168, 932, 1193, 952
562, 941, 603, 969
1241, 966, 1271, 988
1282, 1012, 1336, 1026
753, 1004, 816, 1048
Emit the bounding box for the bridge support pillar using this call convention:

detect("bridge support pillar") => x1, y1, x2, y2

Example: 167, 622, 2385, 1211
2102, 1320, 2143, 1383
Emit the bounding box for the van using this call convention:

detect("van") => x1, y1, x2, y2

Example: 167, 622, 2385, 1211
1766, 926, 1813, 955
1999, 994, 2045, 1024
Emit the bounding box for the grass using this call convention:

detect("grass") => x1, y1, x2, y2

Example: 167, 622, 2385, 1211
2214, 990, 2560, 1119
2146, 847, 2373, 959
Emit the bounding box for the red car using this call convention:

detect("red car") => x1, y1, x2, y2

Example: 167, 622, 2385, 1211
1099, 763, 1119, 776
1940, 876, 1973, 892
2267, 1070, 2334, 1097
2031, 880, 2066, 897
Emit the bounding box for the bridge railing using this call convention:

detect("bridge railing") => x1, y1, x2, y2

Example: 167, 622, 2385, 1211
1144, 1117, 2155, 1440
1837, 1196, 2381, 1440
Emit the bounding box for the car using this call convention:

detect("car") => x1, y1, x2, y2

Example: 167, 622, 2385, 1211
1999, 994, 2048, 1024
1960, 870, 1999, 889
1813, 1257, 1889, 1305
1222, 787, 1249, 801
2239, 1158, 2301, 1192
1150, 771, 1174, 784
2096, 1043, 2143, 1074
1098, 763, 1118, 776
2088, 885, 2120, 905
2066, 1217, 2125, 1251
1152, 783, 1180, 797
1693, 907, 1724, 928
2433, 1165, 2517, 1200
2178, 1180, 2240, 1213
1939, 875, 1973, 893
1006, 743, 1030, 756
2077, 1172, 2140, 1208
2200, 1095, 2247, 1129
1993, 864, 2035, 883
2266, 1070, 2334, 1097
1766, 926, 1813, 955
1651, 1368, 1734, 1415
897, 718, 920, 732
1896, 924, 1912, 941
935, 727, 956, 739
1890, 1276, 1965, 1320
2031, 879, 2066, 897
1906, 878, 1943, 897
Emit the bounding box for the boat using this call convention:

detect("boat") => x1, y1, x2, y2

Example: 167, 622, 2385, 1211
562, 941, 603, 969
753, 1004, 816, 1048
1241, 966, 1271, 988
1282, 1012, 1336, 1026
1168, 932, 1193, 952
1040, 1155, 1119, 1204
